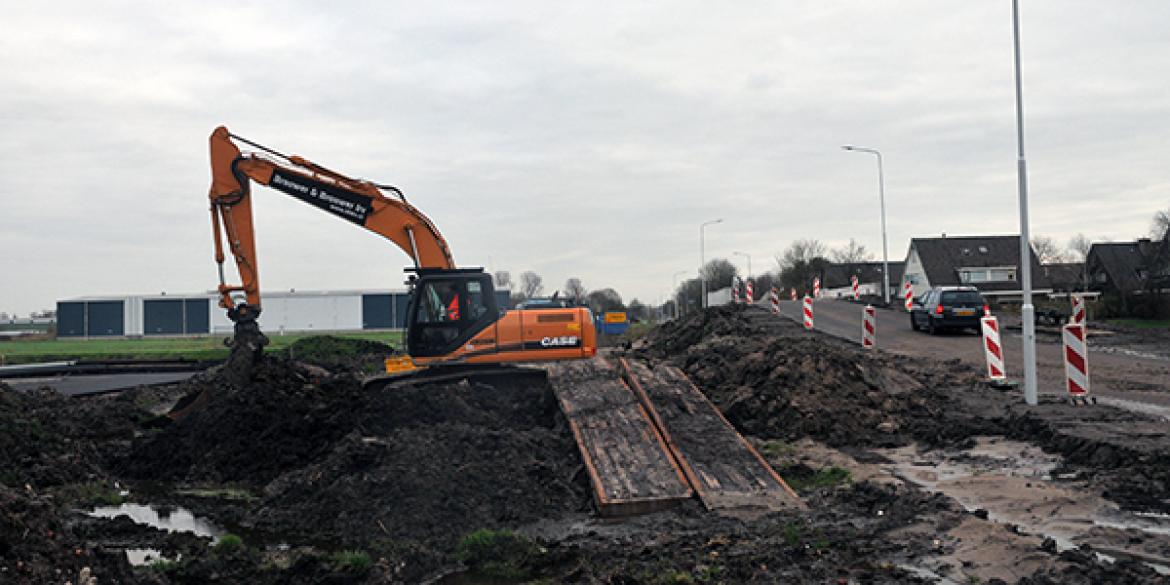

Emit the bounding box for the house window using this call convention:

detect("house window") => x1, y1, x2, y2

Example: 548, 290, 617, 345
959, 267, 1015, 283
988, 268, 1016, 282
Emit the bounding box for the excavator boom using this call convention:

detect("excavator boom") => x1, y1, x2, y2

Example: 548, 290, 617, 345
205, 127, 595, 385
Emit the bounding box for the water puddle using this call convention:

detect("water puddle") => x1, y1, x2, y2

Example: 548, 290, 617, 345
88, 502, 226, 566
1096, 396, 1170, 421
879, 437, 1170, 575
1095, 345, 1170, 363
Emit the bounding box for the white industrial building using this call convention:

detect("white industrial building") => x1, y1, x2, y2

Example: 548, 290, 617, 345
56, 288, 513, 338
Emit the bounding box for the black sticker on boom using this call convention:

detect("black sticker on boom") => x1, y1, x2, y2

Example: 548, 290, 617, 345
269, 170, 373, 225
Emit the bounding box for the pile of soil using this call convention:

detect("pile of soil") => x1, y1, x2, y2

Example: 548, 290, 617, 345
640, 307, 982, 448
0, 385, 145, 488
121, 358, 590, 581
640, 305, 1170, 515
0, 383, 164, 583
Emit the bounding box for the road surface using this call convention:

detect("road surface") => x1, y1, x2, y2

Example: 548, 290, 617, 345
2, 372, 197, 396
773, 299, 1170, 412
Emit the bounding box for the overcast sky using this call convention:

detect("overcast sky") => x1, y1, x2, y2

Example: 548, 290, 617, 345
2, 1, 1168, 316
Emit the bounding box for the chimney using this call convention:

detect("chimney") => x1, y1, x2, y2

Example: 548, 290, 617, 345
1137, 238, 1155, 259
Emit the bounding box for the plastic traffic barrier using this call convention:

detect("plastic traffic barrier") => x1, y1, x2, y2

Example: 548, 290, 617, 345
980, 315, 1006, 381
802, 296, 814, 330
861, 305, 875, 349
1063, 323, 1092, 404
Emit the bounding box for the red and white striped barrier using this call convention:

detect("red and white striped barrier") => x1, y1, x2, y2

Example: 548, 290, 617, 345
790, 288, 797, 301
746, 280, 754, 305
769, 287, 779, 314
1070, 295, 1085, 324
861, 305, 876, 349
903, 280, 913, 312
813, 277, 822, 299
802, 295, 814, 330
851, 275, 860, 300
732, 280, 741, 303
1063, 323, 1091, 403
981, 316, 1006, 381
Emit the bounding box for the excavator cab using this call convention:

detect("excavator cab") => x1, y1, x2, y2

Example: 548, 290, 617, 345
405, 268, 499, 358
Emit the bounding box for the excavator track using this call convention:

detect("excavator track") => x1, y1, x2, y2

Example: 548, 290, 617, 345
360, 363, 548, 392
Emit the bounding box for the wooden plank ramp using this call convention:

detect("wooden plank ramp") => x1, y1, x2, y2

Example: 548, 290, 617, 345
547, 357, 693, 517
620, 358, 804, 512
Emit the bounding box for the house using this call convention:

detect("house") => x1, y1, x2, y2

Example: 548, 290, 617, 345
902, 235, 1051, 301
1042, 262, 1088, 293
822, 261, 905, 299
1086, 238, 1170, 294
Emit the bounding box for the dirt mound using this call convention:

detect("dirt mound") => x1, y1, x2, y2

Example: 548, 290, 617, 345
0, 386, 145, 489
243, 377, 588, 549
285, 334, 396, 374
641, 306, 973, 448
120, 358, 589, 581
122, 360, 368, 484
0, 484, 138, 584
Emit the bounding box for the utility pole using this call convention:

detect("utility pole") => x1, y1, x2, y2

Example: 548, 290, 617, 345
1013, 0, 1038, 406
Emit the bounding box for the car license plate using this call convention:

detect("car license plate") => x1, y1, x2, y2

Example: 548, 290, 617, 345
954, 309, 974, 316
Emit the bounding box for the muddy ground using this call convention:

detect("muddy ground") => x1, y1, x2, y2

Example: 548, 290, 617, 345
3, 308, 1170, 583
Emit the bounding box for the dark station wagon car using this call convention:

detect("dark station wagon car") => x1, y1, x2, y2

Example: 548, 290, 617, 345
910, 286, 989, 334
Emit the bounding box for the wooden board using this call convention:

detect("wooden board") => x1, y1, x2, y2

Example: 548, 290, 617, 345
547, 357, 693, 517
621, 358, 803, 511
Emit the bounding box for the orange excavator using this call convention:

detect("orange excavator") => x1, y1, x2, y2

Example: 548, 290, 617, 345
207, 126, 596, 385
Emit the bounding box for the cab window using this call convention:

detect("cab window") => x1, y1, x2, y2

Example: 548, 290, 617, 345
415, 280, 461, 323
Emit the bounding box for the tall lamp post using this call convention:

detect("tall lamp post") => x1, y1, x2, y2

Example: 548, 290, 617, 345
732, 251, 752, 279
1012, 0, 1038, 406
699, 218, 723, 309
672, 270, 688, 318
841, 145, 890, 304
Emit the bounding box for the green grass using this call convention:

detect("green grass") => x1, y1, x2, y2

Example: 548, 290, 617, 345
0, 330, 402, 365
1104, 318, 1170, 329
328, 550, 372, 573
214, 534, 243, 554
455, 529, 542, 580
780, 466, 852, 492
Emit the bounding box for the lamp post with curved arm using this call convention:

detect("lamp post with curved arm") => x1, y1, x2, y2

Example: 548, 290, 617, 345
699, 219, 723, 309
842, 145, 890, 305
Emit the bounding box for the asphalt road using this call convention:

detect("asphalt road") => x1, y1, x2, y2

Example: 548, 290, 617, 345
774, 298, 1170, 412
3, 372, 197, 396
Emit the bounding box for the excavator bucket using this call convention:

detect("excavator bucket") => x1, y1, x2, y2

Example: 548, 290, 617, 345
222, 318, 268, 387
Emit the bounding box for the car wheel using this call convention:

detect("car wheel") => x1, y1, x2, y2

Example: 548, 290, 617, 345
910, 314, 920, 331
927, 319, 938, 335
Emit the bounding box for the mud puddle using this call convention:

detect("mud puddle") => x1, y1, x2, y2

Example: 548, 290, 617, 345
89, 502, 225, 566
879, 436, 1170, 574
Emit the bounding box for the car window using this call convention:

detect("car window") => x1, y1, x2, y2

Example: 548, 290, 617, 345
941, 291, 983, 305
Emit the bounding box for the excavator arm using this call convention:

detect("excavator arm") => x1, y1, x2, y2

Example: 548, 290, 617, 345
209, 126, 455, 312
207, 126, 455, 381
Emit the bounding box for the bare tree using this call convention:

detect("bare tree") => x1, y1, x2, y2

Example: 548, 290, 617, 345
776, 239, 828, 272
1151, 207, 1170, 240
1066, 233, 1092, 262
563, 278, 587, 302
627, 299, 648, 322
494, 270, 513, 289
701, 259, 738, 291
830, 238, 873, 264
1031, 236, 1066, 264
775, 239, 830, 295
519, 271, 544, 299
585, 288, 624, 314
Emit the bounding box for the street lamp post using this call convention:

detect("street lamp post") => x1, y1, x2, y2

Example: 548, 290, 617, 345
842, 145, 890, 304
672, 270, 688, 318
732, 251, 752, 279
699, 219, 723, 309
1012, 0, 1038, 406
